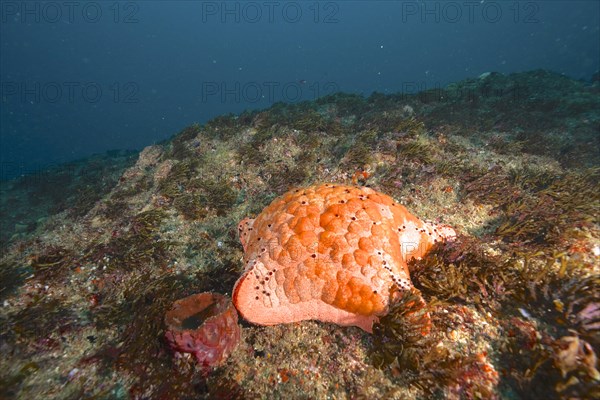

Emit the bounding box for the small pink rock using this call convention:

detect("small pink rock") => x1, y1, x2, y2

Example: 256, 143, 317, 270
164, 292, 240, 369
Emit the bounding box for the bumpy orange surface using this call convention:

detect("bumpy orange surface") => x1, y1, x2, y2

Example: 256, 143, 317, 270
232, 183, 455, 332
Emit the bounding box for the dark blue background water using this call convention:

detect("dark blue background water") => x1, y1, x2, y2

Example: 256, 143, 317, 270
1, 1, 599, 180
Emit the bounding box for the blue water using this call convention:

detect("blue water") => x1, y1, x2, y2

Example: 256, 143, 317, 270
1, 0, 599, 180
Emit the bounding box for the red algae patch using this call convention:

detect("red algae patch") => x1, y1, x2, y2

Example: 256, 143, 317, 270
164, 292, 240, 369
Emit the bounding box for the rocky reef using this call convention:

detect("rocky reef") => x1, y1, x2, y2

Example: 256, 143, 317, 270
0, 70, 598, 399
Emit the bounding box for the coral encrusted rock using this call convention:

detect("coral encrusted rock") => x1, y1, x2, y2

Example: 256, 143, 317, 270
232, 183, 455, 332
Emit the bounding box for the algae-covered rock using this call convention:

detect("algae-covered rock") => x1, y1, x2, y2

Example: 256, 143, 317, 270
0, 70, 598, 399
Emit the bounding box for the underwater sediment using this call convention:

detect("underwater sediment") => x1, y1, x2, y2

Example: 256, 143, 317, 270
0, 70, 598, 399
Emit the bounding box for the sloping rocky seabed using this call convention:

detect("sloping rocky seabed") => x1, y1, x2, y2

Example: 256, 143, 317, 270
1, 70, 598, 399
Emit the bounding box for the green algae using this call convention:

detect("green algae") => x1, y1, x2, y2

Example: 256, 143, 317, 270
173, 193, 207, 220
110, 174, 153, 201
370, 288, 433, 370
5, 297, 76, 341
463, 163, 599, 248
409, 237, 505, 306
0, 362, 40, 399
338, 129, 379, 168
0, 261, 31, 302
397, 135, 436, 164
159, 160, 197, 200
30, 246, 75, 283
85, 209, 175, 273
194, 178, 239, 216
168, 123, 202, 160
495, 168, 599, 246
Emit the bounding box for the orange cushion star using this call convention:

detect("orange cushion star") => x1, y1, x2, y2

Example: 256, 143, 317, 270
233, 183, 455, 332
